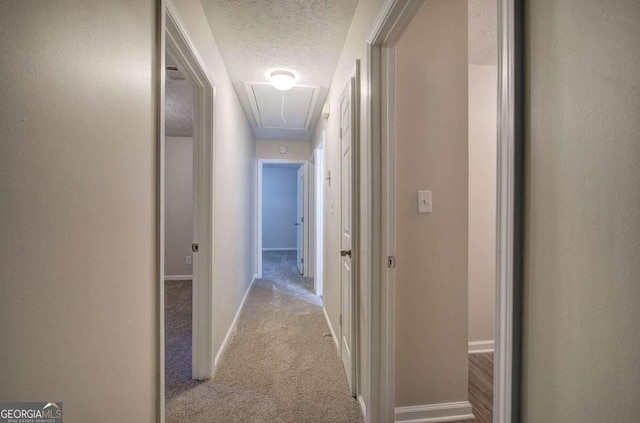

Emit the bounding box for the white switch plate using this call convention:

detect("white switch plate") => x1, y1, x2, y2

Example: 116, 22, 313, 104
186, 256, 192, 265
418, 190, 432, 214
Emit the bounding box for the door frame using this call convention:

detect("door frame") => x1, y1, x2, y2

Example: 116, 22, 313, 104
159, 0, 216, 419
366, 0, 523, 422
312, 133, 325, 297
296, 165, 305, 275
256, 159, 309, 278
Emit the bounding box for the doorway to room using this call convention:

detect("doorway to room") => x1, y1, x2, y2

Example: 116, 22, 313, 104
367, 0, 518, 422
160, 5, 216, 419
266, 163, 301, 273
258, 160, 308, 280
163, 48, 197, 404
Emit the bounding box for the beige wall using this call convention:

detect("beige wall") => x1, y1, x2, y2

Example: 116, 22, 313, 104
256, 139, 310, 160
0, 1, 158, 421
311, 0, 386, 408
171, 0, 257, 358
468, 65, 497, 344
394, 0, 469, 407
523, 1, 640, 421
165, 137, 194, 277
0, 1, 257, 420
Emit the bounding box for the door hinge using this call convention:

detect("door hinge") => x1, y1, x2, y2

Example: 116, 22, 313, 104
301, 216, 304, 223
339, 313, 342, 326
301, 258, 304, 264
387, 256, 396, 268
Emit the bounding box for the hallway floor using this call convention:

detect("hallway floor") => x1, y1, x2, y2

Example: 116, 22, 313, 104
467, 352, 493, 423
452, 352, 494, 423
165, 250, 363, 422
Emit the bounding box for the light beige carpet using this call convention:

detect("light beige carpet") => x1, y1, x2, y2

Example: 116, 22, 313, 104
165, 251, 363, 422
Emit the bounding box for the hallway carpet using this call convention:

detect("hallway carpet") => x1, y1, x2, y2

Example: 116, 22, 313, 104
165, 251, 363, 423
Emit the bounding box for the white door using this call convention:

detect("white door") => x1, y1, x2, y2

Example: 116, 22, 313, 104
340, 76, 356, 394
296, 166, 304, 275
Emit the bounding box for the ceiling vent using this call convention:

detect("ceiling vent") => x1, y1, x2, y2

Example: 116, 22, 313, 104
166, 66, 185, 81
245, 82, 319, 130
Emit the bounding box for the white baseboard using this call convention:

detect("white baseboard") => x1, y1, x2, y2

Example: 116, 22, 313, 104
358, 395, 367, 419
468, 340, 495, 354
214, 274, 258, 367
262, 247, 296, 251
164, 275, 193, 281
322, 306, 339, 351
395, 401, 474, 423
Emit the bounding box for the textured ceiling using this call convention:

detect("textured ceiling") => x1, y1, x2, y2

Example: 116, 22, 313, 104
469, 0, 497, 65
200, 0, 358, 141
165, 54, 194, 138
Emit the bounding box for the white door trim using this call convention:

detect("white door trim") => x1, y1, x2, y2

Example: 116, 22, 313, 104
366, 1, 521, 422
495, 0, 524, 421
160, 2, 216, 421
308, 158, 315, 279
257, 159, 309, 278
352, 61, 361, 400
366, 2, 424, 421
313, 133, 325, 297
157, 5, 166, 420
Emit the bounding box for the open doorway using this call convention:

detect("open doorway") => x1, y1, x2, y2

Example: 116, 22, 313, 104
257, 159, 309, 279
160, 4, 216, 419
467, 0, 499, 418
163, 48, 197, 402
367, 0, 518, 422
262, 162, 303, 276
390, 2, 496, 421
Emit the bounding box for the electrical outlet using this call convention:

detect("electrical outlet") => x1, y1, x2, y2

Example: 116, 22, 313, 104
186, 256, 192, 265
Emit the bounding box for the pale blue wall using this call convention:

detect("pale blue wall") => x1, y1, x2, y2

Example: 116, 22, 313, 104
262, 166, 299, 249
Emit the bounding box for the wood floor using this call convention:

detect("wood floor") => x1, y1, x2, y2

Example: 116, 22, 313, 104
455, 352, 494, 423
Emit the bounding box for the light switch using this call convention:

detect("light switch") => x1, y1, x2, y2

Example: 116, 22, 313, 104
417, 190, 432, 214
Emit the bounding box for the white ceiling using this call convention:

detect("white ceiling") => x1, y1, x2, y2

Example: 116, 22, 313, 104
200, 0, 359, 141
247, 83, 319, 130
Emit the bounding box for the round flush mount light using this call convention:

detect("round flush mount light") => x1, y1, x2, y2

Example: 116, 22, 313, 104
270, 70, 296, 91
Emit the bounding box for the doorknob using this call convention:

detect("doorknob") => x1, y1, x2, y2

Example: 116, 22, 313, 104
340, 249, 352, 258
294, 223, 299, 226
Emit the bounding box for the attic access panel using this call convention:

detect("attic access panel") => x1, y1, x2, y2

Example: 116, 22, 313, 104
246, 83, 319, 130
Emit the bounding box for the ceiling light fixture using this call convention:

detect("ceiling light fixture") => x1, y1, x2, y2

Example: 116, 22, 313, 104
270, 70, 296, 91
